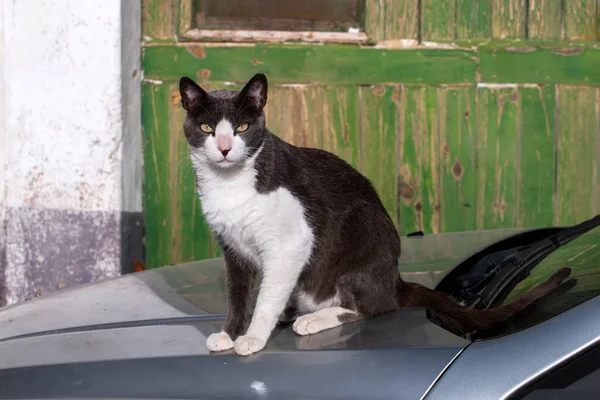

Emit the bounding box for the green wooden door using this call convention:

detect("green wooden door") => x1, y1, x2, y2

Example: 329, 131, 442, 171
142, 0, 600, 269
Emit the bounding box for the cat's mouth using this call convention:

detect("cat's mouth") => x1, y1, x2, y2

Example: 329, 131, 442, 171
216, 158, 235, 166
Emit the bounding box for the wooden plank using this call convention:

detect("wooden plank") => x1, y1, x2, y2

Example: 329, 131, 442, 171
490, 0, 526, 39
264, 86, 288, 138
146, 44, 600, 86
527, 0, 562, 41
365, 0, 383, 43
476, 87, 519, 229
322, 86, 360, 169
422, 0, 456, 41
384, 0, 420, 41
177, 0, 193, 37
479, 46, 600, 84
398, 86, 440, 234
183, 29, 369, 44
142, 0, 174, 40
398, 86, 420, 234
361, 85, 399, 228
564, 0, 598, 41
517, 86, 555, 228
555, 86, 597, 226
456, 0, 492, 40
143, 45, 477, 85
284, 86, 323, 149
439, 86, 477, 232
366, 0, 419, 42
142, 82, 173, 268
266, 85, 323, 147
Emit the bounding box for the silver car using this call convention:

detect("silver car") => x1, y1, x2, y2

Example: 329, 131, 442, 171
1, 217, 599, 399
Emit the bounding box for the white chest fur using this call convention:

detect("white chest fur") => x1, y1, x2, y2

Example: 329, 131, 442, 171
192, 156, 314, 269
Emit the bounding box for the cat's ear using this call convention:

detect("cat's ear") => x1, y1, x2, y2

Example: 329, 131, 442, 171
179, 77, 208, 111
239, 73, 268, 110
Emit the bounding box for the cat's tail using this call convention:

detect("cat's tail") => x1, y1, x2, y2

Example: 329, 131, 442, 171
398, 267, 571, 335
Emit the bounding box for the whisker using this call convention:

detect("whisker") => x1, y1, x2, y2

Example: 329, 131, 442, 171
234, 96, 248, 119
198, 103, 214, 120
234, 104, 254, 120
183, 164, 195, 180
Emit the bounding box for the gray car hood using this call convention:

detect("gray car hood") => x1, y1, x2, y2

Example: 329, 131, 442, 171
0, 229, 528, 399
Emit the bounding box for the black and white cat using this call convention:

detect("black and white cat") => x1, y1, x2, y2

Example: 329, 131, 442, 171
179, 73, 570, 356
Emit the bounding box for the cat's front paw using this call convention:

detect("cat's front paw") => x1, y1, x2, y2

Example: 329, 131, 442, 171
293, 314, 325, 335
233, 335, 266, 356
206, 331, 234, 352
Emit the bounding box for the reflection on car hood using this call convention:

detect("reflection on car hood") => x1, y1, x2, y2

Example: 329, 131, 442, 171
0, 259, 471, 400
0, 227, 528, 343
0, 229, 529, 399
0, 258, 467, 351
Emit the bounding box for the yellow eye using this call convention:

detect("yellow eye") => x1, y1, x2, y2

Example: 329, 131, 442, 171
236, 123, 249, 132
200, 123, 213, 133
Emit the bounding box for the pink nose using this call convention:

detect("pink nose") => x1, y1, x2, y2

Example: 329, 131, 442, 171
217, 136, 232, 157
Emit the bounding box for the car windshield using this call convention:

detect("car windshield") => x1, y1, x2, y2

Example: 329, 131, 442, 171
474, 226, 600, 340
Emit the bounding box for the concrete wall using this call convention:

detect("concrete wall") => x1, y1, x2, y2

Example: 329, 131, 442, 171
0, 1, 143, 306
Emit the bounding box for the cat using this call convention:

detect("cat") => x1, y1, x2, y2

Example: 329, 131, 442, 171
178, 73, 571, 356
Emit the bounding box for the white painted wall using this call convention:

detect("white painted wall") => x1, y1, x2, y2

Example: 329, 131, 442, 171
3, 0, 124, 211
0, 0, 142, 306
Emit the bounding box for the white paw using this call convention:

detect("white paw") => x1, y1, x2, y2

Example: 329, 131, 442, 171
206, 331, 234, 352
293, 314, 326, 336
233, 335, 266, 356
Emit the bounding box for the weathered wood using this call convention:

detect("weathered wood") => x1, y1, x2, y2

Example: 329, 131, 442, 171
456, 0, 492, 40
555, 86, 597, 226
142, 82, 173, 268
264, 86, 288, 138
361, 85, 399, 228
143, 45, 477, 85
284, 86, 323, 148
527, 0, 562, 41
564, 0, 598, 41
384, 0, 420, 41
398, 86, 440, 234
490, 0, 526, 39
322, 86, 360, 169
182, 30, 369, 44
142, 0, 174, 40
476, 87, 519, 229
422, 0, 456, 41
479, 46, 600, 84
177, 0, 193, 37
366, 0, 420, 43
439, 86, 477, 232
266, 85, 324, 146
142, 0, 600, 266
364, 0, 383, 43
146, 44, 600, 86
517, 86, 555, 228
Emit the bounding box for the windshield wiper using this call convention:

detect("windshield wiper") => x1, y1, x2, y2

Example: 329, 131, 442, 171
462, 215, 600, 310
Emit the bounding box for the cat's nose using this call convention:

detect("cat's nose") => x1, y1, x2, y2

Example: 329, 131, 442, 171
221, 149, 230, 157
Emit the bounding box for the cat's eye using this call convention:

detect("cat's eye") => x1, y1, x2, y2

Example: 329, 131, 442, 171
200, 123, 213, 133
236, 123, 249, 133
